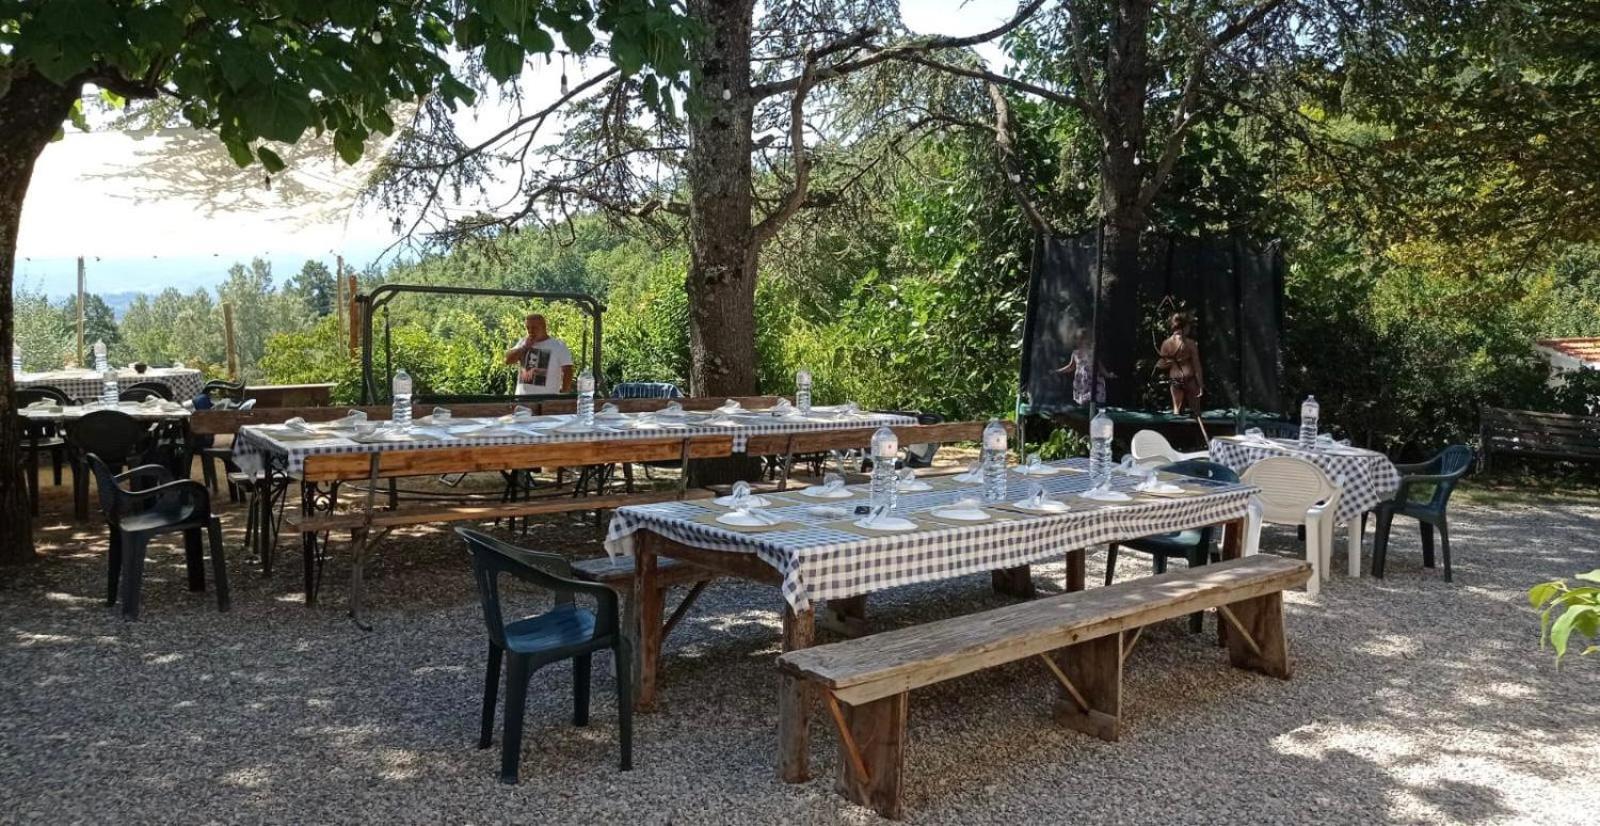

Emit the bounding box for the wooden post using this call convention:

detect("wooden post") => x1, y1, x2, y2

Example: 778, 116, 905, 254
635, 533, 664, 713
991, 565, 1037, 599
1047, 634, 1122, 742
1065, 549, 1086, 593
778, 603, 816, 783
334, 255, 344, 341
347, 274, 360, 356
222, 301, 238, 380
75, 255, 85, 365
1221, 593, 1292, 679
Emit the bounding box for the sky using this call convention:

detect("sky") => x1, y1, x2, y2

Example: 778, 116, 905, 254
14, 0, 1015, 300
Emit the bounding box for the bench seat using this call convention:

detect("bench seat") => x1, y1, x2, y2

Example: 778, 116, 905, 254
777, 555, 1312, 819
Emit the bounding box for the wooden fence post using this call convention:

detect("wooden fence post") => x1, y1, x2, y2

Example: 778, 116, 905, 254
223, 301, 238, 380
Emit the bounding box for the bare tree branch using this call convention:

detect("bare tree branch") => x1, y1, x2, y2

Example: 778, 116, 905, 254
752, 55, 818, 248
987, 82, 1053, 233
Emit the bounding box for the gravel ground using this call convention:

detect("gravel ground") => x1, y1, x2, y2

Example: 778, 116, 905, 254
2, 473, 1598, 825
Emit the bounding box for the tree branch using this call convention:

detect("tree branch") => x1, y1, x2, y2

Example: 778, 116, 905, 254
752, 56, 818, 249
899, 52, 1089, 114
988, 82, 1053, 234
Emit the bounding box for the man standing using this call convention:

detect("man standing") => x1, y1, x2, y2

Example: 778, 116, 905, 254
505, 313, 575, 396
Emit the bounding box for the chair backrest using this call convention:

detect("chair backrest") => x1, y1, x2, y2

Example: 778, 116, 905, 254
456, 528, 602, 648
1160, 459, 1240, 484
1130, 430, 1179, 463
65, 410, 155, 467
1424, 444, 1475, 509
1241, 456, 1340, 526
204, 379, 247, 401
83, 453, 122, 521
611, 381, 683, 400
124, 381, 174, 401
18, 386, 72, 405
120, 386, 166, 403
237, 398, 257, 411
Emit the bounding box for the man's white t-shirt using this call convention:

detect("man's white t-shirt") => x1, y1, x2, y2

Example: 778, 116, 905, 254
514, 336, 574, 395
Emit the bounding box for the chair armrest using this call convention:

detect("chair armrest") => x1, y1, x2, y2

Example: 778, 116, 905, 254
117, 479, 212, 519
1391, 459, 1433, 474
498, 547, 621, 620
1388, 471, 1461, 504
116, 464, 175, 490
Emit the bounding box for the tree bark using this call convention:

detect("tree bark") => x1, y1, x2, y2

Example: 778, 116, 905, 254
684, 0, 760, 399
1094, 0, 1154, 405
0, 70, 81, 564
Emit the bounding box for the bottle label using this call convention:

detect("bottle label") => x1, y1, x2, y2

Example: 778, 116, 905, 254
984, 431, 1007, 450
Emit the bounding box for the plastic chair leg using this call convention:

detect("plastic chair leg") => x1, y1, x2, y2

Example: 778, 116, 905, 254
479, 643, 502, 749
1372, 510, 1395, 578
573, 653, 592, 727
206, 516, 230, 612
184, 528, 206, 591
1104, 545, 1119, 586
1438, 520, 1453, 582
500, 654, 530, 784
615, 640, 633, 772
1303, 517, 1323, 597
119, 533, 150, 620
1420, 523, 1435, 568
1346, 517, 1362, 578
106, 528, 123, 605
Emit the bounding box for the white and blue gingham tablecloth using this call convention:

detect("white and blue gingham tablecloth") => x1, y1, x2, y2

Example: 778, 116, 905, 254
604, 458, 1256, 611
231, 408, 918, 477
18, 368, 204, 403
1209, 436, 1399, 524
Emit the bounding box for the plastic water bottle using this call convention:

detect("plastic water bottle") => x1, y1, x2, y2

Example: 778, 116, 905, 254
981, 418, 1008, 503
869, 426, 900, 515
576, 368, 596, 426
10, 341, 20, 378
1089, 410, 1114, 488
1299, 395, 1320, 449
392, 368, 413, 430
795, 368, 812, 414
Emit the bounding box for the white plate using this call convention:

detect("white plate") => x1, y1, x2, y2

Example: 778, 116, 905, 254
896, 480, 933, 492
952, 473, 982, 484
1077, 489, 1132, 503
807, 506, 850, 518
930, 507, 990, 522
716, 511, 779, 527
714, 494, 773, 508
1136, 482, 1185, 495
1014, 465, 1060, 476
853, 516, 918, 532
1011, 498, 1071, 513
798, 486, 853, 499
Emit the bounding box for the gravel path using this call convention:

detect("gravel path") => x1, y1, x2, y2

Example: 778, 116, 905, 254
2, 481, 1597, 825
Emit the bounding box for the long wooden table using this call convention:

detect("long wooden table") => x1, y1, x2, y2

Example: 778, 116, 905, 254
605, 459, 1256, 782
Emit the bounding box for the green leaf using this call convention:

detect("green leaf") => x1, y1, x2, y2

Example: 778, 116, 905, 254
1574, 569, 1600, 583
333, 129, 366, 165
521, 27, 555, 55
224, 138, 255, 168
257, 146, 286, 174
1550, 604, 1597, 661
241, 83, 314, 144
483, 37, 524, 82
562, 23, 594, 54
1528, 581, 1561, 609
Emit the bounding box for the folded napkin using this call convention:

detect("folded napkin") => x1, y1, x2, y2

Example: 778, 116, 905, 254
596, 402, 623, 418
498, 405, 535, 423
953, 461, 983, 483
659, 401, 685, 417
320, 410, 368, 429
718, 399, 743, 414
834, 402, 860, 419
282, 417, 319, 434
769, 398, 797, 416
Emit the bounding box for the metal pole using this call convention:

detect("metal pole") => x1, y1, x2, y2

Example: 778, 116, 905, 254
75, 256, 85, 365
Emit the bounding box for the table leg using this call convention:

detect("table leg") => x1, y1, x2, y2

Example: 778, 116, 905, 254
635, 537, 664, 713
1065, 549, 1086, 593
778, 603, 816, 783
299, 478, 317, 605
819, 595, 868, 638
1346, 515, 1362, 578
1218, 517, 1246, 647
991, 565, 1037, 599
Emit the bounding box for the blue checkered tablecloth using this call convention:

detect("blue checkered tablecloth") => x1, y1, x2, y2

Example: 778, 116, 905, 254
1209, 436, 1399, 523
17, 368, 204, 403
605, 459, 1256, 611
231, 408, 918, 476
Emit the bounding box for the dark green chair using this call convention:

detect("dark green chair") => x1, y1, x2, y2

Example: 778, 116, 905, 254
1106, 459, 1240, 632
456, 528, 633, 784
1372, 445, 1474, 582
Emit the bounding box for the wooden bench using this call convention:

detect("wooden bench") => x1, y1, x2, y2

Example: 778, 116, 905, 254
1479, 406, 1600, 471
776, 555, 1312, 819
571, 554, 714, 690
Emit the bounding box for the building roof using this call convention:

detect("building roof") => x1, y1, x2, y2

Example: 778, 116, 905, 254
1536, 338, 1600, 367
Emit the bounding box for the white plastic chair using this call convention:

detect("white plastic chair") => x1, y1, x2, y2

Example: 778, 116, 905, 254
1240, 456, 1342, 596
1130, 429, 1209, 468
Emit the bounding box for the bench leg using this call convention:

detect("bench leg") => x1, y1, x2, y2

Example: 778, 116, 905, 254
1045, 635, 1122, 742
778, 605, 816, 783
635, 544, 664, 713
1065, 549, 1086, 593
820, 595, 868, 638
832, 692, 909, 820
1219, 592, 1291, 679
991, 565, 1036, 599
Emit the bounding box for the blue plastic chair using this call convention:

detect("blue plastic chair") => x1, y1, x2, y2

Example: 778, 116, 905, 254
456, 528, 633, 783
1106, 459, 1240, 632
1372, 445, 1474, 581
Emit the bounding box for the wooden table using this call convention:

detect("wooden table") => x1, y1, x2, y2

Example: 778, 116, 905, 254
608, 461, 1256, 782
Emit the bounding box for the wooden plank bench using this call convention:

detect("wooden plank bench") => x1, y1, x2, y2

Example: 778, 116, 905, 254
1479, 406, 1600, 471
776, 555, 1312, 819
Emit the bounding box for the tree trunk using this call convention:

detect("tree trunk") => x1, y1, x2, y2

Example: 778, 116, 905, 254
1094, 0, 1154, 406
684, 0, 760, 399
0, 71, 80, 565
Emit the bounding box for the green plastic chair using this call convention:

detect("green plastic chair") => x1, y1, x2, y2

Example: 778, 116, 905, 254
456, 528, 633, 784
1372, 445, 1474, 581
1106, 459, 1240, 632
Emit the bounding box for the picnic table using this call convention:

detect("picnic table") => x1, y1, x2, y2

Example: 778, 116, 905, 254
603, 457, 1258, 781
19, 399, 191, 423
17, 367, 204, 402
1209, 435, 1400, 577
229, 404, 920, 617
